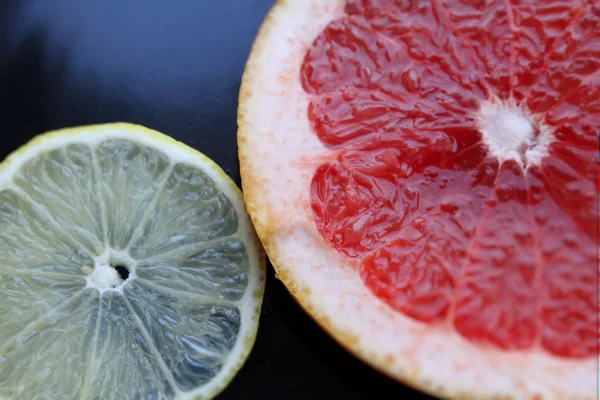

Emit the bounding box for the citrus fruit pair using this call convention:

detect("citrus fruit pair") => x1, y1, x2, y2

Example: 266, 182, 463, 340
238, 0, 599, 399
0, 124, 266, 399
1, 0, 597, 398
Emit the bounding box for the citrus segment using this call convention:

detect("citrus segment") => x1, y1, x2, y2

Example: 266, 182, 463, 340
12, 144, 105, 254
452, 161, 538, 351
303, 1, 485, 148
525, 0, 599, 114
0, 272, 84, 344
95, 139, 171, 250
0, 290, 99, 400
129, 163, 238, 261
343, 0, 487, 98
0, 190, 94, 276
359, 154, 499, 323
0, 124, 265, 400
440, 0, 514, 98
124, 280, 241, 390
541, 151, 597, 237
84, 291, 175, 400
311, 130, 488, 257
511, 0, 585, 101
544, 78, 599, 149
547, 140, 596, 184
526, 166, 597, 359
136, 238, 250, 302
238, 0, 598, 398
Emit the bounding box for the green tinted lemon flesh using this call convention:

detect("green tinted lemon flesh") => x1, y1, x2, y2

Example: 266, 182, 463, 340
0, 123, 265, 400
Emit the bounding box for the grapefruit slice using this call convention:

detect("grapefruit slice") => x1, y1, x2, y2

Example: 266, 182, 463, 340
0, 124, 265, 400
238, 0, 599, 399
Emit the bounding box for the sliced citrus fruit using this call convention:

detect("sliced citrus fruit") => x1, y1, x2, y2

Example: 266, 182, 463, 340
0, 123, 265, 400
238, 0, 598, 398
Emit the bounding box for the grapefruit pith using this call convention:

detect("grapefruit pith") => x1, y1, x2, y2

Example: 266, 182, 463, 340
238, 1, 598, 399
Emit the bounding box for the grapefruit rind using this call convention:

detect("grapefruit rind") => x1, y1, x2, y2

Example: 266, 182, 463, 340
237, 1, 596, 399
0, 123, 267, 400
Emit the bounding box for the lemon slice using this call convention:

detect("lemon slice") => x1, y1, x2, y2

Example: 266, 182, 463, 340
0, 123, 265, 400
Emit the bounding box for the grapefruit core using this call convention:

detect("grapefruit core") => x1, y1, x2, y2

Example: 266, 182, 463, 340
238, 0, 599, 399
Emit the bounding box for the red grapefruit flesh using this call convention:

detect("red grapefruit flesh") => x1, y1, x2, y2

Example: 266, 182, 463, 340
305, 0, 598, 358
238, 0, 599, 398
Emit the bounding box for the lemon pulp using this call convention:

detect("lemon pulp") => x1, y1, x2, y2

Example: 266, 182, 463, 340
0, 124, 265, 400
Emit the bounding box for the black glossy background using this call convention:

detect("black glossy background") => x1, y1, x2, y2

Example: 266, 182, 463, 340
0, 1, 435, 399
